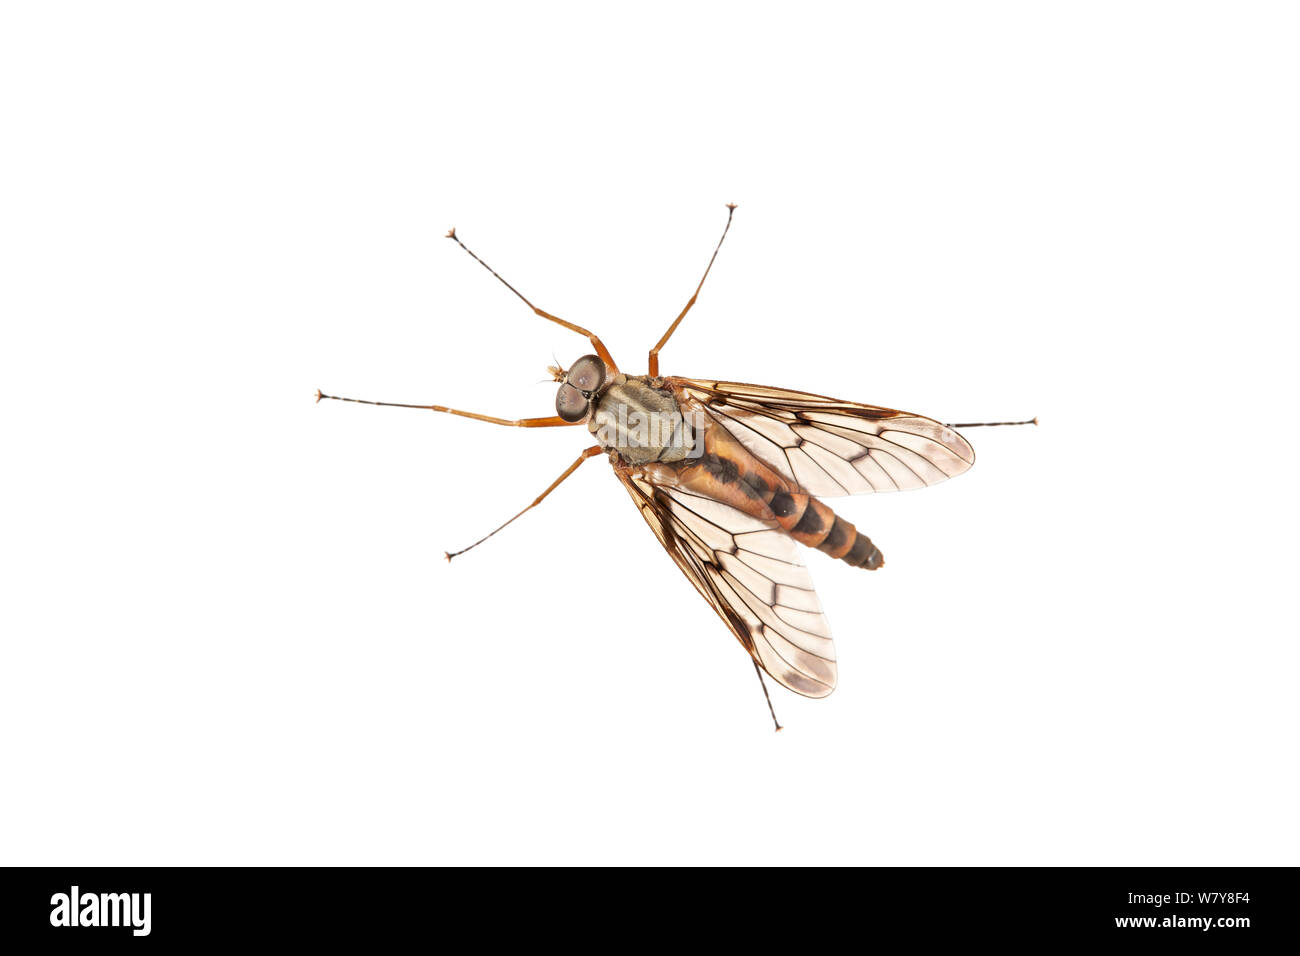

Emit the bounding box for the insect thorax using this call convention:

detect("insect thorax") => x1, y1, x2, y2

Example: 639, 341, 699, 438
588, 376, 698, 465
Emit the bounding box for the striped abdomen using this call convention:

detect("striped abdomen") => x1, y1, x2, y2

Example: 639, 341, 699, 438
768, 488, 883, 569
660, 422, 884, 571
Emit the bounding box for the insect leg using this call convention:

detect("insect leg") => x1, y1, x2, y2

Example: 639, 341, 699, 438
647, 203, 737, 377
445, 228, 619, 372
752, 659, 783, 733
946, 418, 1038, 428
445, 445, 604, 561
315, 390, 578, 428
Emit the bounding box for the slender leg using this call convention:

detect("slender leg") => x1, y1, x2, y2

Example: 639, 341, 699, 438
753, 659, 783, 732
647, 203, 737, 377
316, 390, 577, 428
445, 445, 604, 561
445, 228, 619, 373
946, 418, 1038, 428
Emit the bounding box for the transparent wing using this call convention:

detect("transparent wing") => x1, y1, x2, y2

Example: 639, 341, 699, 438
668, 378, 975, 497
615, 466, 837, 698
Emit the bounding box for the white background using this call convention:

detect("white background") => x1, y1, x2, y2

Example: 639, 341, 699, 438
2, 2, 1296, 865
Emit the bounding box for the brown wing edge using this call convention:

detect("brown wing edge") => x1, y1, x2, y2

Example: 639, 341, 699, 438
665, 376, 976, 496
666, 377, 931, 417
612, 464, 837, 699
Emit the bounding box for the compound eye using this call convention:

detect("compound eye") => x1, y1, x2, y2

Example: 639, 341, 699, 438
567, 354, 606, 393
555, 382, 590, 422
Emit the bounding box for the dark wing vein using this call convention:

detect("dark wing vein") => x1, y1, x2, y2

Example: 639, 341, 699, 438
669, 378, 975, 498
614, 467, 838, 698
